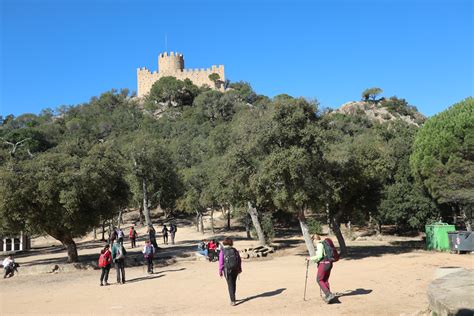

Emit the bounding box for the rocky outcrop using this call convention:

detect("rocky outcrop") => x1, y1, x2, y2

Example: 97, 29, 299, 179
334, 101, 425, 126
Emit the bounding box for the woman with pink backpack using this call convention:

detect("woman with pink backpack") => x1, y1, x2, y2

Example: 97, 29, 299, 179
98, 244, 112, 286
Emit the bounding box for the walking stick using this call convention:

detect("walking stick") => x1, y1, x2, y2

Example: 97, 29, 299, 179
303, 259, 310, 301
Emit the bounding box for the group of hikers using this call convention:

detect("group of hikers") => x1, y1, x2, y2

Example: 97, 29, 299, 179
97, 228, 339, 306
98, 222, 178, 285
197, 239, 221, 262
2, 222, 339, 306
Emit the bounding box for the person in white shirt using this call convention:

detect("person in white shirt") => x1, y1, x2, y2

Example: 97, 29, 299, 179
3, 255, 16, 278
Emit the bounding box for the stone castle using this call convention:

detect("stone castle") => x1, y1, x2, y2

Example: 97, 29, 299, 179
137, 52, 225, 97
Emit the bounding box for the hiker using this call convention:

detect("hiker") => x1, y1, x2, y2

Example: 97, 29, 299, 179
129, 226, 138, 248
112, 239, 127, 284
197, 240, 208, 256
2, 255, 18, 278
307, 234, 340, 304
162, 225, 169, 245
142, 239, 155, 274
169, 223, 177, 245
148, 225, 159, 249
109, 226, 118, 244
219, 237, 242, 306
117, 228, 125, 245
98, 244, 112, 286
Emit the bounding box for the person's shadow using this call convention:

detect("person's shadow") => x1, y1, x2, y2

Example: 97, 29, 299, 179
236, 288, 286, 305
335, 288, 372, 297
329, 288, 372, 304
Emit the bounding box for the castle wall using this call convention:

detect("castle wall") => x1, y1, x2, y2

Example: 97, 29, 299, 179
137, 53, 225, 97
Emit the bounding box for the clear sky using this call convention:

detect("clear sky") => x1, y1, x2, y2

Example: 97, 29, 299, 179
1, 0, 472, 117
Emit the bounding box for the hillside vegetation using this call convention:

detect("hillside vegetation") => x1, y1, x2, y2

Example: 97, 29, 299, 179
1, 77, 472, 262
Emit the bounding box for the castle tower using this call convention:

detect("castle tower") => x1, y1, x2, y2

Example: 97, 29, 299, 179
158, 52, 184, 74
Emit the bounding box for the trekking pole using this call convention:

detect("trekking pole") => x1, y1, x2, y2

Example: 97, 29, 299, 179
303, 259, 310, 301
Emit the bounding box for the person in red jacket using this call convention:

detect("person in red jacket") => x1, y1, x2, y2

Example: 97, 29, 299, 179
129, 226, 138, 248
98, 244, 112, 286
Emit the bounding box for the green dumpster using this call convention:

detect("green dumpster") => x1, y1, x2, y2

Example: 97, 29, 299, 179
425, 223, 456, 251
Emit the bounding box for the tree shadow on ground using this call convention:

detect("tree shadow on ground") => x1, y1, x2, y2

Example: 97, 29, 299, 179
236, 288, 287, 305
126, 274, 164, 284
343, 240, 425, 260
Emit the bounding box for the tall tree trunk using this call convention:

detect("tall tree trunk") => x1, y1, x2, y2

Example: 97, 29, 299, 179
117, 209, 123, 229
61, 235, 78, 263
93, 227, 97, 240
227, 205, 232, 230
326, 202, 332, 235
247, 202, 265, 246
138, 204, 144, 226
101, 220, 106, 241
195, 211, 200, 231
298, 209, 316, 257
245, 213, 251, 239
461, 207, 472, 232
142, 178, 152, 228
330, 213, 347, 257
199, 213, 204, 234
210, 209, 215, 234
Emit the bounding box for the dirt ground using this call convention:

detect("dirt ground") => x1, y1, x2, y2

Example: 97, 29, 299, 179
1, 214, 473, 316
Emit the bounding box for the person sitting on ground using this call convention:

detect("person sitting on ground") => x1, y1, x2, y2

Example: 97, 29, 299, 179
208, 239, 218, 262
197, 240, 208, 256
142, 239, 155, 274
219, 237, 242, 306
2, 255, 18, 279
162, 225, 169, 245
306, 234, 339, 304
98, 244, 112, 286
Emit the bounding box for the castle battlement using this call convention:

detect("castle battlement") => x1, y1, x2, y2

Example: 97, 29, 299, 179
137, 52, 225, 97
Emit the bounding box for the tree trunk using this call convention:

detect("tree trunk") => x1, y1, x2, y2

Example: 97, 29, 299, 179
93, 227, 97, 240
330, 215, 347, 257
298, 209, 316, 257
245, 213, 251, 239
117, 209, 123, 229
461, 207, 472, 232
195, 211, 200, 231
62, 235, 78, 263
210, 209, 215, 234
101, 220, 106, 241
138, 204, 144, 226
142, 178, 153, 228
247, 202, 265, 246
326, 202, 332, 235
199, 213, 204, 234
227, 205, 232, 230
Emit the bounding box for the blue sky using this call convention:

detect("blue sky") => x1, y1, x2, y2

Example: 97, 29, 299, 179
1, 0, 472, 117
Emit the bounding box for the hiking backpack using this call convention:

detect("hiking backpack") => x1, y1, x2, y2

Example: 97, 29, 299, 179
118, 230, 124, 238
322, 238, 340, 262
116, 245, 125, 260
144, 245, 153, 258
98, 253, 107, 267
224, 247, 239, 271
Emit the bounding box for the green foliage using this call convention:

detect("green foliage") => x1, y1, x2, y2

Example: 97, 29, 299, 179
147, 76, 199, 109
307, 218, 323, 235
251, 212, 275, 242
362, 87, 383, 102
411, 97, 474, 217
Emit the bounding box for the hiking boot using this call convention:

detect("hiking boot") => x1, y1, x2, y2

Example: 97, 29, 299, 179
104, 282, 110, 286
230, 301, 236, 306
324, 293, 335, 304
100, 283, 103, 286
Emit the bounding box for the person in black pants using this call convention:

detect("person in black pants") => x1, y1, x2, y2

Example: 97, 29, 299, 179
162, 225, 169, 245
142, 239, 155, 274
112, 240, 127, 284
218, 238, 242, 306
